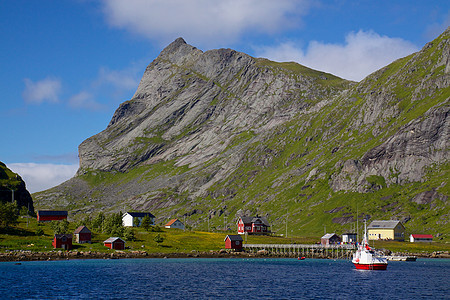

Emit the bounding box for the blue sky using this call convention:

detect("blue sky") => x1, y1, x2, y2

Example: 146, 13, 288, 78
1, 0, 449, 193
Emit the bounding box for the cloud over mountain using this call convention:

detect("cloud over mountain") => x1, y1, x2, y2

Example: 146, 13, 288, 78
255, 30, 419, 81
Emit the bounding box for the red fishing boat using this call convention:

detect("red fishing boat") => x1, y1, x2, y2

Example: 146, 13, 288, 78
352, 221, 388, 270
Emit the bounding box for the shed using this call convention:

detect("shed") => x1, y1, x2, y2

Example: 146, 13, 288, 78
321, 233, 341, 246
342, 233, 357, 243
104, 237, 125, 250
410, 234, 433, 243
122, 212, 155, 227
224, 235, 243, 251
52, 234, 73, 250
73, 225, 92, 244
37, 210, 68, 222
165, 219, 185, 230
368, 220, 405, 241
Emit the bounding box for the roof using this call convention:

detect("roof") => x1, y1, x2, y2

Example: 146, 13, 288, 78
74, 225, 91, 234
104, 237, 125, 243
411, 234, 433, 239
321, 233, 339, 239
124, 212, 155, 218
239, 216, 270, 226
37, 210, 68, 216
224, 235, 243, 242
368, 220, 403, 229
54, 234, 72, 239
165, 219, 181, 226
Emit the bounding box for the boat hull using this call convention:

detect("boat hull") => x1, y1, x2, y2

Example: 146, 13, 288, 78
353, 263, 387, 270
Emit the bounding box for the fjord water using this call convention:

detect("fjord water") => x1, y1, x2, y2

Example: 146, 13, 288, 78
1, 258, 448, 299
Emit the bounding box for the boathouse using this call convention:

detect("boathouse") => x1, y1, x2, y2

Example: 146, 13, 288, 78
165, 219, 185, 230
410, 234, 433, 243
122, 212, 155, 227
224, 235, 243, 251
342, 233, 357, 243
52, 234, 73, 250
367, 220, 405, 241
104, 237, 125, 250
237, 216, 270, 235
321, 233, 341, 246
73, 225, 92, 244
37, 210, 68, 222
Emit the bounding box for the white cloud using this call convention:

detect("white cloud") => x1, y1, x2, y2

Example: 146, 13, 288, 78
69, 91, 104, 111
7, 163, 79, 193
255, 30, 419, 81
22, 77, 62, 104
101, 0, 311, 46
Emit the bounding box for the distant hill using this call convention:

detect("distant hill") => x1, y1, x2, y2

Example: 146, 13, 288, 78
35, 28, 449, 239
0, 162, 34, 212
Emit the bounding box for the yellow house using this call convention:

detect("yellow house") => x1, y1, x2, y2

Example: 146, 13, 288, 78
367, 220, 405, 241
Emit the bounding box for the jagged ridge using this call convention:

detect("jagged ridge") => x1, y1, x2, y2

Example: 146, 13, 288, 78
35, 28, 449, 239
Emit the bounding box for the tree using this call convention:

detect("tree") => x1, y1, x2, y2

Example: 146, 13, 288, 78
141, 215, 152, 231
50, 219, 69, 235
124, 228, 136, 241
154, 233, 164, 246
102, 212, 124, 236
0, 201, 18, 228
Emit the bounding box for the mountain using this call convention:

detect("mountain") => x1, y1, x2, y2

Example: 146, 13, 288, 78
35, 28, 449, 239
0, 162, 34, 212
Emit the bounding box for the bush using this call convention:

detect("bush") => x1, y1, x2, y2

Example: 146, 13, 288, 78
0, 201, 18, 228
35, 228, 44, 236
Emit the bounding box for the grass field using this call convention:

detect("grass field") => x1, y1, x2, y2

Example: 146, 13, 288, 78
1, 218, 449, 254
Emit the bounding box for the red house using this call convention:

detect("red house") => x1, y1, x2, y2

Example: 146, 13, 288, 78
224, 235, 243, 251
237, 216, 270, 235
73, 225, 92, 244
104, 237, 125, 250
52, 234, 73, 250
37, 210, 68, 222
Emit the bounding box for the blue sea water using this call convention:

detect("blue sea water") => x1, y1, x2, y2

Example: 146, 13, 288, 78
0, 258, 448, 299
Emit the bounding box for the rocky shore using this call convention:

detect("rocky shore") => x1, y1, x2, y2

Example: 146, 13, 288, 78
1, 249, 448, 262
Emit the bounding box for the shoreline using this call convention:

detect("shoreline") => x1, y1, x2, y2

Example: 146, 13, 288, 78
1, 250, 449, 262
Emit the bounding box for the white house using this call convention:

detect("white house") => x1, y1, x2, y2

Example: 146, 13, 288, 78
122, 212, 155, 227
410, 234, 433, 242
165, 218, 185, 230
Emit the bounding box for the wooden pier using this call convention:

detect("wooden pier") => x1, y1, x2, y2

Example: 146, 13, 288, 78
243, 244, 356, 259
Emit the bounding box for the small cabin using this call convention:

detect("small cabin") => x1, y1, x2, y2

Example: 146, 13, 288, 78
321, 233, 341, 246
104, 237, 125, 250
224, 235, 243, 251
165, 219, 185, 230
342, 233, 357, 243
410, 234, 433, 243
73, 225, 92, 244
52, 234, 73, 250
37, 210, 68, 222
122, 212, 155, 227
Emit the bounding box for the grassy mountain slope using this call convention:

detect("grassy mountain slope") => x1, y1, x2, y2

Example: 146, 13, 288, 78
35, 29, 449, 240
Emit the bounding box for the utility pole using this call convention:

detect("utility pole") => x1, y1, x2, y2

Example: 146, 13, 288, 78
285, 209, 288, 238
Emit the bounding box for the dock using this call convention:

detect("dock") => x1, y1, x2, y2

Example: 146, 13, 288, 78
243, 243, 356, 259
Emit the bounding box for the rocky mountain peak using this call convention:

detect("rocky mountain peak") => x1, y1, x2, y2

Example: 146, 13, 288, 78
36, 28, 449, 239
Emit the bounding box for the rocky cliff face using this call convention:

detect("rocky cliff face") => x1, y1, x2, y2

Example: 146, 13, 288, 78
35, 29, 449, 238
0, 162, 34, 212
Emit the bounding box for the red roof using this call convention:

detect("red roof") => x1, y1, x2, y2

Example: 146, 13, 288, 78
165, 219, 178, 226
411, 234, 433, 239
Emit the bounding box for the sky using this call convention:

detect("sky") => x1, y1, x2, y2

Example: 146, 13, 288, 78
1, 0, 449, 193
